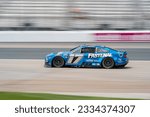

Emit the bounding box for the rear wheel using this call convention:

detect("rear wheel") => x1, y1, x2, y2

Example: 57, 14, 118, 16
102, 57, 114, 69
52, 56, 65, 68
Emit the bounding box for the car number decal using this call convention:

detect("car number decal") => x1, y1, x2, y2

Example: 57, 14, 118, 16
67, 54, 83, 64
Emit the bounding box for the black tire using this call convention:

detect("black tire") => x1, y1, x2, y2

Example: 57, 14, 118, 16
102, 57, 114, 69
52, 56, 65, 68
119, 65, 126, 68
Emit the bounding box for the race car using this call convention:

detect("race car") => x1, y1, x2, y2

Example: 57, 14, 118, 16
45, 45, 128, 69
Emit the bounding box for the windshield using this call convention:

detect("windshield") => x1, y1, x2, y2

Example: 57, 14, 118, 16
70, 46, 80, 52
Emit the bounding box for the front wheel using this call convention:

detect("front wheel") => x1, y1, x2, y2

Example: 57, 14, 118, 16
52, 56, 65, 68
102, 57, 114, 69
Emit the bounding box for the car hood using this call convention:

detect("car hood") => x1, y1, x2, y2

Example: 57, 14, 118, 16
56, 51, 69, 55
46, 51, 70, 57
56, 51, 70, 56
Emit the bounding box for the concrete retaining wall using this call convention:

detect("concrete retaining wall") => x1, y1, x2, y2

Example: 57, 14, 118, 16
0, 31, 150, 42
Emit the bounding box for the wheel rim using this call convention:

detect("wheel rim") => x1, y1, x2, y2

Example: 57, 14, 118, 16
103, 58, 114, 68
54, 59, 62, 66
53, 57, 64, 67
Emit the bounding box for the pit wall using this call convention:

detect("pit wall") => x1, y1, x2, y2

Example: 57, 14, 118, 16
0, 31, 150, 42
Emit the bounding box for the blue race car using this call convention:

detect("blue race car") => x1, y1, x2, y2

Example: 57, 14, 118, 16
45, 45, 128, 69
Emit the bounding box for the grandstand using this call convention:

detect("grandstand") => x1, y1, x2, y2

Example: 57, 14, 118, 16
0, 0, 149, 30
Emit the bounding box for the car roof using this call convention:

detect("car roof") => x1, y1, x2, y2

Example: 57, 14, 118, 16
80, 45, 105, 48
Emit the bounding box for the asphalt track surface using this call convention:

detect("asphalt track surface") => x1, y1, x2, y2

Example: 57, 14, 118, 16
0, 42, 150, 99
0, 60, 150, 99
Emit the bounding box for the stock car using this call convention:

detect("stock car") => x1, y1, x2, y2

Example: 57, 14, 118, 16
45, 45, 128, 69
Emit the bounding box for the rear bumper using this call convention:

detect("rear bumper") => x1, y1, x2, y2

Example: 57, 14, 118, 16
116, 58, 129, 66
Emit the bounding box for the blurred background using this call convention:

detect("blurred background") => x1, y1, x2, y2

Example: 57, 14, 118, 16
0, 0, 150, 31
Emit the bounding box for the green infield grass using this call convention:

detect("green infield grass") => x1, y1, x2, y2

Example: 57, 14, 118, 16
0, 92, 140, 100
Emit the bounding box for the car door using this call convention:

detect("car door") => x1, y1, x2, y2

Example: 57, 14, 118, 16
67, 47, 84, 65
80, 47, 99, 65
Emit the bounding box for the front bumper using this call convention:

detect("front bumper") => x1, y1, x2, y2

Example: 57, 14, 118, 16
44, 62, 51, 67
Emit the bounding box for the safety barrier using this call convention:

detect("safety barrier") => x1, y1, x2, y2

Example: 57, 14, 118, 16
0, 31, 150, 42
